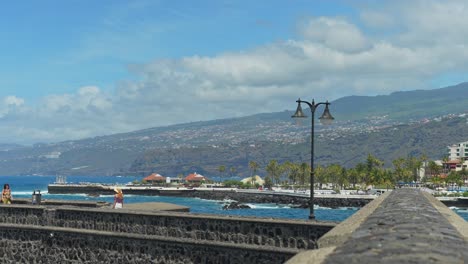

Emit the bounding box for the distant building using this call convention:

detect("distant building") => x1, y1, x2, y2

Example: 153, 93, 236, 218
185, 172, 208, 183
442, 159, 468, 172
143, 173, 166, 184
443, 160, 461, 171
42, 151, 61, 159
448, 141, 468, 161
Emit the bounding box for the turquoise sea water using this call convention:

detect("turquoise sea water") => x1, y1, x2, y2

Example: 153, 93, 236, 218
1, 175, 467, 222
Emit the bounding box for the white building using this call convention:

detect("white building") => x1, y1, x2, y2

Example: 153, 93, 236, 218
448, 141, 468, 161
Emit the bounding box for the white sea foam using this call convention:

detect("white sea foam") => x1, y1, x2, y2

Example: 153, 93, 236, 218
245, 203, 292, 209
12, 190, 48, 195
338, 207, 358, 211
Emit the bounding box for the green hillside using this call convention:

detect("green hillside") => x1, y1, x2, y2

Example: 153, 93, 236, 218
331, 82, 468, 121
0, 83, 467, 177
128, 115, 468, 177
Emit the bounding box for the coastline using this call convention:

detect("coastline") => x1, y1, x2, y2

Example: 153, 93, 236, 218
47, 184, 375, 208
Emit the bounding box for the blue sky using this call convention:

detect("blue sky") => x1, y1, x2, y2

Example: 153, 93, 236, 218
0, 0, 356, 99
0, 0, 467, 144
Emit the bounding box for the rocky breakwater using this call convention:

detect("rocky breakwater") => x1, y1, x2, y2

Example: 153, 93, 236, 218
222, 201, 251, 210
184, 190, 374, 208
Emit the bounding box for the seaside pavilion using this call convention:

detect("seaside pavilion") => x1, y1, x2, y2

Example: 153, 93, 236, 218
143, 173, 166, 185
185, 172, 208, 185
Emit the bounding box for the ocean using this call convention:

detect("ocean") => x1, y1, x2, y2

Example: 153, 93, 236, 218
2, 175, 467, 222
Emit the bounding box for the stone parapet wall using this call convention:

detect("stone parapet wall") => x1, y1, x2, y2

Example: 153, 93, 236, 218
51, 208, 334, 250
0, 224, 297, 264
0, 204, 336, 263
0, 205, 334, 250
287, 189, 468, 263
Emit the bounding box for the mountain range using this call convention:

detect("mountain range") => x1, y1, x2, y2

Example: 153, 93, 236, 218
0, 82, 467, 177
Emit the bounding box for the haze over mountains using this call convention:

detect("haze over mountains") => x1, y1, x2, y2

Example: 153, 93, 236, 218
0, 83, 467, 177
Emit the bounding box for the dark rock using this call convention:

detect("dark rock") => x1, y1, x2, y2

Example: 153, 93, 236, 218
222, 202, 251, 210
290, 203, 309, 209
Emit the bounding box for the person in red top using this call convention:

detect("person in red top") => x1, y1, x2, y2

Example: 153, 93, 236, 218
112, 188, 124, 209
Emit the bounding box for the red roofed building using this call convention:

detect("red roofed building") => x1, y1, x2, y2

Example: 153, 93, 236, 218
443, 160, 460, 171
185, 172, 208, 183
143, 173, 166, 185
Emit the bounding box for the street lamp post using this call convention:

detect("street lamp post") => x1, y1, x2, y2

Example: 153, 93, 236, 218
292, 98, 334, 220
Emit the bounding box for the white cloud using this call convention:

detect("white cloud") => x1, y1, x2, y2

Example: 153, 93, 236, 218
0, 96, 25, 118
4, 96, 24, 107
2, 0, 468, 144
299, 17, 370, 53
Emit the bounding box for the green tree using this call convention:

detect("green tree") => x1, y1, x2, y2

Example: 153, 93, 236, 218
298, 162, 310, 187
218, 165, 226, 177
338, 167, 349, 190
248, 161, 259, 177
229, 166, 237, 177
281, 161, 297, 185
355, 162, 367, 188
266, 160, 282, 185
314, 164, 326, 189
365, 154, 384, 187
459, 166, 468, 187
393, 157, 411, 183
347, 168, 360, 189
381, 169, 395, 190
428, 161, 441, 180
447, 171, 462, 190
248, 161, 259, 185
325, 164, 343, 190
264, 175, 273, 189
405, 156, 423, 183
223, 180, 242, 188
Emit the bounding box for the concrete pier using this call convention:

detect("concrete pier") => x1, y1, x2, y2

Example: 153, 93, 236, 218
287, 189, 468, 263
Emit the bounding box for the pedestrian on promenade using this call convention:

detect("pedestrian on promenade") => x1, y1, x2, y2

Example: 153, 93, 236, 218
2, 184, 12, 204
112, 188, 124, 209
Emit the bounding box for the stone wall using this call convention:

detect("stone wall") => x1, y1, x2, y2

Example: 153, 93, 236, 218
183, 190, 372, 208
0, 205, 335, 263
0, 225, 297, 264
287, 189, 468, 263
51, 208, 334, 249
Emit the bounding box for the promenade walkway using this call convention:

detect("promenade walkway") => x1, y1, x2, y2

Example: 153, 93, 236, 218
288, 188, 468, 263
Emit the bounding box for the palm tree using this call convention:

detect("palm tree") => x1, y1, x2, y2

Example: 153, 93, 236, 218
248, 161, 259, 185
264, 175, 273, 189
315, 164, 326, 189
287, 163, 300, 187
347, 168, 359, 189
281, 161, 295, 185
355, 162, 366, 189
218, 165, 226, 178
460, 167, 468, 187
428, 161, 441, 180
365, 154, 383, 188
298, 162, 310, 187
229, 166, 236, 177
266, 160, 282, 186
442, 155, 450, 174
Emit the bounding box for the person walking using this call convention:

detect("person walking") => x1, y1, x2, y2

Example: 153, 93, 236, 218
2, 184, 12, 204
112, 188, 124, 209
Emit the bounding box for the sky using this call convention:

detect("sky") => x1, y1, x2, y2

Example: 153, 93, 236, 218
1, 0, 468, 144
